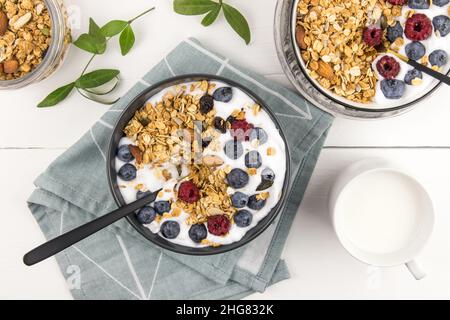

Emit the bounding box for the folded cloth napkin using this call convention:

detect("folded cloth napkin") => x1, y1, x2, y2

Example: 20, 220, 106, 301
28, 38, 333, 300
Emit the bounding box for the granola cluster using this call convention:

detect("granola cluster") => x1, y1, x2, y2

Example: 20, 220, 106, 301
296, 0, 401, 103
123, 81, 235, 226
0, 0, 52, 80
124, 81, 221, 165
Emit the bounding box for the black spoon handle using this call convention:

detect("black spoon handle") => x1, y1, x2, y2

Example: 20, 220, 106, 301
408, 59, 450, 86
23, 190, 161, 266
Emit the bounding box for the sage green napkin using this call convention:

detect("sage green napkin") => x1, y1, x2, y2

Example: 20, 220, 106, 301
28, 38, 333, 300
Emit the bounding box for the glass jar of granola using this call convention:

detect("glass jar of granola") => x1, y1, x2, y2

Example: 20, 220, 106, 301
0, 0, 71, 89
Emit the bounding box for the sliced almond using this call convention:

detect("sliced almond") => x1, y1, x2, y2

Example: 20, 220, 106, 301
128, 145, 143, 164
317, 60, 335, 81
295, 25, 307, 50
208, 208, 224, 216
202, 155, 224, 167
12, 12, 32, 30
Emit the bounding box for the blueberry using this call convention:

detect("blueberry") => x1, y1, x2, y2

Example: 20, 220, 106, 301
404, 69, 423, 85
154, 201, 171, 215
245, 151, 262, 169
213, 116, 227, 134
433, 0, 449, 6
213, 87, 233, 102
231, 192, 249, 208
136, 190, 151, 200
223, 140, 243, 160
160, 221, 180, 239
432, 16, 450, 37
429, 49, 448, 67
257, 167, 276, 191
118, 163, 137, 181
408, 0, 430, 9
387, 22, 403, 43
234, 210, 253, 228
247, 195, 267, 211
189, 224, 208, 243
226, 169, 249, 189
405, 42, 426, 60
117, 145, 134, 162
199, 95, 214, 114
136, 206, 156, 224
249, 127, 268, 145
380, 79, 406, 99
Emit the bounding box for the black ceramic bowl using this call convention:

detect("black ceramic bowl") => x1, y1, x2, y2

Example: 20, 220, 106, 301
107, 74, 291, 255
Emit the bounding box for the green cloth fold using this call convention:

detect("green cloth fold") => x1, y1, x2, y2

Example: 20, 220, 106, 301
28, 38, 333, 299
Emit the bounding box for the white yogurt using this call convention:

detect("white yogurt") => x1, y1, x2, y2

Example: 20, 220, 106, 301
115, 81, 287, 248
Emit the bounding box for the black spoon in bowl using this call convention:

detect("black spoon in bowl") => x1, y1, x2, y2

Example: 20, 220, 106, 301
23, 189, 162, 266
378, 15, 450, 86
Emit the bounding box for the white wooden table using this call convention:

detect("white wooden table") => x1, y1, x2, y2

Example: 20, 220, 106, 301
1, 0, 449, 300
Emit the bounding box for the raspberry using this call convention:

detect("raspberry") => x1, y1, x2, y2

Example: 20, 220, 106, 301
387, 0, 407, 4
376, 56, 401, 79
362, 26, 383, 47
405, 14, 432, 41
230, 119, 254, 141
178, 181, 200, 203
207, 215, 231, 236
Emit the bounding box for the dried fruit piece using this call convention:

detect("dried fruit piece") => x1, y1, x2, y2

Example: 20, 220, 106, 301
230, 119, 254, 141
3, 60, 19, 74
128, 145, 143, 164
363, 26, 383, 47
376, 56, 401, 79
405, 14, 432, 41
199, 94, 214, 114
213, 116, 227, 133
178, 181, 200, 203
388, 0, 407, 4
207, 215, 231, 236
316, 60, 334, 81
0, 11, 8, 36
296, 25, 307, 50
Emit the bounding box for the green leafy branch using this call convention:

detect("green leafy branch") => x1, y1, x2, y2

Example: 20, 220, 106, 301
38, 7, 155, 108
173, 0, 251, 45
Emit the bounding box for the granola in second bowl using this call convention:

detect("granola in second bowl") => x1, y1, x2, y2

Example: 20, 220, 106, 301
295, 0, 450, 105
115, 80, 287, 248
0, 0, 51, 80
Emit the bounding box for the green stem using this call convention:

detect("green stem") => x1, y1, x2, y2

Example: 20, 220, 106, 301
128, 7, 155, 24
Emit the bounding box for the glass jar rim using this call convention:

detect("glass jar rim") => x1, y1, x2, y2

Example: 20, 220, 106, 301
0, 0, 67, 89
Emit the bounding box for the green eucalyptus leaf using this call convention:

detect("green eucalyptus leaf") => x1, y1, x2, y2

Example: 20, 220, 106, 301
88, 18, 107, 53
201, 3, 221, 26
222, 3, 251, 45
75, 69, 120, 89
119, 25, 135, 56
73, 34, 101, 54
101, 20, 129, 37
37, 82, 75, 108
174, 0, 218, 15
